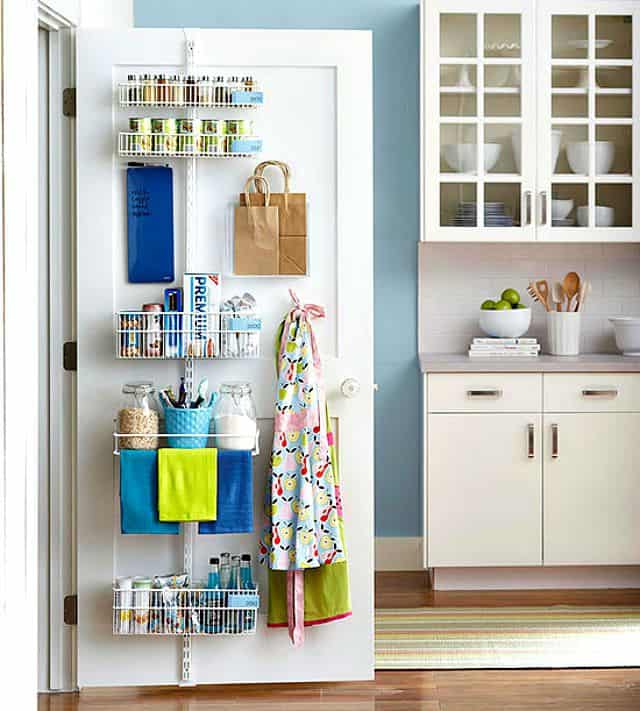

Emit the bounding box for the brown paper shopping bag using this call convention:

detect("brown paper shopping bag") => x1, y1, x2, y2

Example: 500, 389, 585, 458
234, 175, 279, 275
239, 160, 307, 274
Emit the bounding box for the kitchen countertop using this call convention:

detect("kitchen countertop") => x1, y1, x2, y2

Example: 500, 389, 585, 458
419, 353, 640, 373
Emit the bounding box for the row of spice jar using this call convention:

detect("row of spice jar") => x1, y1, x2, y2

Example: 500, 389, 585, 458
129, 117, 254, 136
122, 132, 261, 156
122, 74, 261, 106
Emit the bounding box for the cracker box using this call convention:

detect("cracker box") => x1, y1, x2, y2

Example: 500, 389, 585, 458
183, 273, 221, 358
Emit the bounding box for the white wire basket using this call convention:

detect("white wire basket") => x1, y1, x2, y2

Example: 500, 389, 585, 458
113, 585, 260, 636
115, 311, 261, 360
112, 428, 261, 456
118, 80, 263, 108
118, 132, 262, 158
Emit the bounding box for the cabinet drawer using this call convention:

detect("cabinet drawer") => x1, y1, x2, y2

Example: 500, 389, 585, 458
428, 373, 542, 413
544, 374, 640, 413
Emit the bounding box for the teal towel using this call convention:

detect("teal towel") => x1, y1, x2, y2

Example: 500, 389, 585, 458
120, 450, 179, 535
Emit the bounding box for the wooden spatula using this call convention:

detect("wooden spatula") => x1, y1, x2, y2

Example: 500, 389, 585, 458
535, 280, 551, 312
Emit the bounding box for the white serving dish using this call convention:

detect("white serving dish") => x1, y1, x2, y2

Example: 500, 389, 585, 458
552, 199, 573, 220
566, 141, 615, 175
442, 143, 501, 173
609, 317, 640, 356
479, 307, 532, 339
576, 205, 615, 227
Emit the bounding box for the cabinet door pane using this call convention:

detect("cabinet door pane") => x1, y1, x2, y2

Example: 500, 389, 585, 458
539, 7, 637, 238
428, 414, 542, 567
544, 414, 640, 565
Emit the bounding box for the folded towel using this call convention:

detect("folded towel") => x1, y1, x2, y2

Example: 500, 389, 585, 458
198, 450, 253, 534
120, 450, 179, 535
158, 448, 217, 522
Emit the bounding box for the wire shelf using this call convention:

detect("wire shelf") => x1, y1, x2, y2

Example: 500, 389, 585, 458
113, 585, 260, 636
112, 429, 261, 456
118, 132, 262, 159
115, 310, 261, 360
118, 80, 263, 108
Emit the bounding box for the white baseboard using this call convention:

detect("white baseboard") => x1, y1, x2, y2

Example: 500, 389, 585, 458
375, 537, 423, 571
433, 566, 640, 590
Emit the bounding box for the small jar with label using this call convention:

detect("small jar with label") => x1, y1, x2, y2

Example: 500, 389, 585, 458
118, 382, 160, 450
212, 382, 257, 450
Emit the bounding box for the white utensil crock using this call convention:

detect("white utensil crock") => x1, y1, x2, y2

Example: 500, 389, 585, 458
547, 311, 581, 356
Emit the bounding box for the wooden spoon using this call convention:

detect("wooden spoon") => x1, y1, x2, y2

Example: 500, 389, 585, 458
562, 272, 580, 312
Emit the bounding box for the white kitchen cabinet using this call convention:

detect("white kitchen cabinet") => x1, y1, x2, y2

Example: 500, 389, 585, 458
428, 413, 542, 567
421, 0, 640, 242
544, 413, 640, 565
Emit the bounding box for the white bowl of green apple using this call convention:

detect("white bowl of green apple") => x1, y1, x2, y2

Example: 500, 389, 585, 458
479, 288, 531, 338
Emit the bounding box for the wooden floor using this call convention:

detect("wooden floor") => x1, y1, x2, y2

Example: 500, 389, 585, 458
39, 572, 640, 710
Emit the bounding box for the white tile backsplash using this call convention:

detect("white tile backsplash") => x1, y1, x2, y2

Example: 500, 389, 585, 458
419, 243, 640, 355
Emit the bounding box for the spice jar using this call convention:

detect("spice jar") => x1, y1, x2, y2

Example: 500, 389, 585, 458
118, 382, 160, 450
212, 382, 257, 450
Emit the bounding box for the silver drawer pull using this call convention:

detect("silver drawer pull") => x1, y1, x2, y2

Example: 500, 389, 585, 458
551, 423, 559, 459
581, 388, 618, 398
467, 388, 503, 399
527, 423, 535, 459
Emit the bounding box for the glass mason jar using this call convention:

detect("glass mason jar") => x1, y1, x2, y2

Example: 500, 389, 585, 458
118, 382, 160, 450
212, 382, 257, 450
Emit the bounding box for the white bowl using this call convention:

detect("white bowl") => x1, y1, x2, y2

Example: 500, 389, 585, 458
479, 307, 532, 339
552, 199, 574, 220
566, 141, 615, 175
442, 143, 502, 173
576, 205, 615, 227
609, 317, 640, 356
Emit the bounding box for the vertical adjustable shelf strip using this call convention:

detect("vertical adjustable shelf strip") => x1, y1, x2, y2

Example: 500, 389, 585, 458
181, 34, 197, 687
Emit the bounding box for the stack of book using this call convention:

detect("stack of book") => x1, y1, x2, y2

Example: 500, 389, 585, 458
468, 337, 540, 358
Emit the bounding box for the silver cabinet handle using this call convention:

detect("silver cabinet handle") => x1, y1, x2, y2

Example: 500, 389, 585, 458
538, 190, 548, 226
523, 190, 532, 227
581, 388, 618, 398
466, 388, 503, 398
551, 423, 559, 459
527, 423, 535, 459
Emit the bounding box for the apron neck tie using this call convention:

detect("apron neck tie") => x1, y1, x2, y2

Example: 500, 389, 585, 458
289, 289, 325, 320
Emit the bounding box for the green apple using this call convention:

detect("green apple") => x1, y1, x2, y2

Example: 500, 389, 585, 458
501, 288, 520, 306
515, 303, 527, 309
481, 299, 497, 310
494, 300, 512, 310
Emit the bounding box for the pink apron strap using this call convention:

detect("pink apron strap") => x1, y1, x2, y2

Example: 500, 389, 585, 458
286, 570, 305, 647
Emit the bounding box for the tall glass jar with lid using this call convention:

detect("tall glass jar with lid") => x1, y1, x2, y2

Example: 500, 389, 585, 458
118, 382, 160, 450
212, 382, 257, 450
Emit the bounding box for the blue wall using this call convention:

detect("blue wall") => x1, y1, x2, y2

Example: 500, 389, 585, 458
135, 0, 421, 538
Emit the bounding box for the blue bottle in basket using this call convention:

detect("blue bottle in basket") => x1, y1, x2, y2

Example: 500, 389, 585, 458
163, 405, 213, 448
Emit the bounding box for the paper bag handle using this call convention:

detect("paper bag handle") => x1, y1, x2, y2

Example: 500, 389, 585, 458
254, 160, 291, 195
244, 175, 271, 207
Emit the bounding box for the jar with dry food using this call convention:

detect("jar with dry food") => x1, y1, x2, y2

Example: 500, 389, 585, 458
118, 382, 160, 450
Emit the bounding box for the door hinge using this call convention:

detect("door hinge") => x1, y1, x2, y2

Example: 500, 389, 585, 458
63, 341, 77, 371
63, 594, 77, 625
62, 87, 76, 117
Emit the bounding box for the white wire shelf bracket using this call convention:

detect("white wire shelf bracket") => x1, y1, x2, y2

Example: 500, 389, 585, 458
113, 585, 260, 636
118, 80, 263, 108
115, 310, 261, 360
112, 429, 261, 457
118, 132, 262, 159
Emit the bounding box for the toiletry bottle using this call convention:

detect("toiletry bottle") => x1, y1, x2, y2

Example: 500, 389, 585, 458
219, 552, 231, 589
229, 555, 241, 590
207, 556, 220, 589
240, 554, 254, 590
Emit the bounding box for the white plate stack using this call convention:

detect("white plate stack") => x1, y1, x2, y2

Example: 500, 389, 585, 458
468, 337, 540, 358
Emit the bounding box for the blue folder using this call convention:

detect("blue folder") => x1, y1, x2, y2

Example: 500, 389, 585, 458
127, 166, 175, 283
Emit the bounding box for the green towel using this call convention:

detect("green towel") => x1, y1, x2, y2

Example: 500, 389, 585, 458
158, 448, 217, 522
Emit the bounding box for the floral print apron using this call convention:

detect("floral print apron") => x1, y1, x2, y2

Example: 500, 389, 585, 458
259, 291, 348, 645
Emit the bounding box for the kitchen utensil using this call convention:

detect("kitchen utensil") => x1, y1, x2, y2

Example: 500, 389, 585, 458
551, 199, 574, 220
547, 312, 581, 356
527, 281, 550, 312
536, 280, 551, 312
566, 141, 615, 175
609, 317, 640, 356
551, 282, 565, 312
575, 280, 591, 312
562, 272, 580, 312
478, 307, 532, 339
576, 205, 615, 227
442, 143, 502, 173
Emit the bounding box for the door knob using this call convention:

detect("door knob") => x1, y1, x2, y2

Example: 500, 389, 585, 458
341, 378, 361, 398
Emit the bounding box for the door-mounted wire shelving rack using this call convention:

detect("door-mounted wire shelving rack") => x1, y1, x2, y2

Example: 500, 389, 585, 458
113, 36, 264, 686
112, 429, 261, 457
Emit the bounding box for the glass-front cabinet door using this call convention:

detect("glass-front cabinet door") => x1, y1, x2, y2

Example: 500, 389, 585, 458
537, 0, 639, 240
423, 0, 536, 241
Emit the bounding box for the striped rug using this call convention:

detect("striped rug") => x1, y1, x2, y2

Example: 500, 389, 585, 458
375, 607, 640, 669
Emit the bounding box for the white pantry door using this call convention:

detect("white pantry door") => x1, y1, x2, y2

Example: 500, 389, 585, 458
75, 29, 373, 687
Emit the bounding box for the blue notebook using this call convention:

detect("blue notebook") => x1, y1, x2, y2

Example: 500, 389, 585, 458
127, 166, 175, 283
